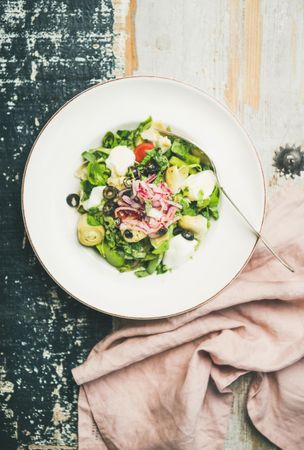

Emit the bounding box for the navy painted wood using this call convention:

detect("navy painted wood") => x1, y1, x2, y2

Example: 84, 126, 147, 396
0, 1, 115, 447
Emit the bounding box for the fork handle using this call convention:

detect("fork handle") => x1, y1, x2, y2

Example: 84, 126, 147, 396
220, 186, 295, 273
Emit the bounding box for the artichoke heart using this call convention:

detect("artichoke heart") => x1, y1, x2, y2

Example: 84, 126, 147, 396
77, 214, 105, 247
150, 231, 170, 248
165, 165, 189, 193
107, 175, 125, 191
123, 229, 146, 243
75, 163, 88, 180
178, 215, 208, 239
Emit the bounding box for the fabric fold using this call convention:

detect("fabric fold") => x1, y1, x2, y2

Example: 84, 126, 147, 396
73, 184, 304, 450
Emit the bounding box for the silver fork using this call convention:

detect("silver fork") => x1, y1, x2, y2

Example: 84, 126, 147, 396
156, 128, 295, 273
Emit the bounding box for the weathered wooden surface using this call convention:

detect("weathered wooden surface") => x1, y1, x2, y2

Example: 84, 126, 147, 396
1, 0, 303, 449
135, 0, 304, 183
134, 0, 304, 448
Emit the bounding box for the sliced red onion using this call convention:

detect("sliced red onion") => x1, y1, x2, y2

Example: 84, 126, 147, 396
122, 195, 142, 209
114, 179, 181, 236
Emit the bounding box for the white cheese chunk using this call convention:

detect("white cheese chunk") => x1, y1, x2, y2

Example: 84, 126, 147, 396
106, 145, 135, 177
182, 170, 216, 201
163, 235, 197, 269
82, 186, 105, 211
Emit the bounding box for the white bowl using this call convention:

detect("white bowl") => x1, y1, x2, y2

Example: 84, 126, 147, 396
22, 77, 265, 319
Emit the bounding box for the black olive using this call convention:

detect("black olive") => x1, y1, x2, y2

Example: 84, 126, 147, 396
123, 178, 133, 188
157, 227, 167, 236
120, 188, 132, 197
130, 166, 139, 178
103, 186, 118, 200
181, 230, 194, 241
145, 161, 159, 175
173, 226, 183, 236
124, 229, 133, 239
66, 193, 80, 207
103, 200, 116, 216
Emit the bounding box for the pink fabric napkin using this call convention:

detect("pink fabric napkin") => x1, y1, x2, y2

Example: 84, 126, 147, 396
72, 184, 304, 450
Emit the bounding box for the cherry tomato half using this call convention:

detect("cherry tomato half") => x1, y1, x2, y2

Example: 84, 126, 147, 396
134, 142, 154, 162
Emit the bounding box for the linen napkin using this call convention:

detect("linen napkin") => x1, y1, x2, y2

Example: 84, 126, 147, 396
72, 184, 304, 450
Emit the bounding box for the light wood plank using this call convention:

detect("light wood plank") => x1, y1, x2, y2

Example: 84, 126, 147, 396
133, 1, 304, 448
134, 0, 304, 181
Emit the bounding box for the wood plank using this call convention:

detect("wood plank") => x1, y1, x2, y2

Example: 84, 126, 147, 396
134, 0, 304, 448
243, 0, 262, 110
135, 0, 304, 181
113, 0, 138, 76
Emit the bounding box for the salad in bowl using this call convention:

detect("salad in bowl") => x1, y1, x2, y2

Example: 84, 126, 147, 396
67, 117, 220, 277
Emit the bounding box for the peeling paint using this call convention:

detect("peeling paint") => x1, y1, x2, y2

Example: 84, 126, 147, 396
224, 0, 240, 113
0, 0, 115, 447
30, 61, 38, 82
112, 0, 136, 76
243, 0, 262, 110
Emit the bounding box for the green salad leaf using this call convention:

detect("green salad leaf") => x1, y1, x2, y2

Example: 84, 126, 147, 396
197, 191, 210, 209
97, 242, 125, 267
101, 117, 153, 150
82, 147, 111, 164
134, 269, 150, 278
82, 151, 96, 163
135, 116, 152, 134
138, 147, 169, 182
171, 139, 189, 159
147, 256, 162, 274
87, 214, 101, 226
102, 131, 118, 149
75, 118, 220, 277
209, 207, 219, 220
156, 262, 169, 274
94, 147, 111, 161
80, 180, 95, 199
87, 162, 110, 186
209, 186, 220, 207
117, 129, 131, 140
152, 240, 169, 255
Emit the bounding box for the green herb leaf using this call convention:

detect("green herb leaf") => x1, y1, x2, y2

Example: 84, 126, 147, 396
189, 164, 202, 174
80, 180, 95, 198
136, 116, 152, 133
209, 206, 219, 220
152, 240, 169, 255
88, 162, 110, 186
117, 130, 130, 139
197, 190, 210, 209
156, 263, 170, 274
184, 153, 200, 165
87, 214, 101, 226
147, 256, 162, 274
94, 147, 111, 161
171, 139, 189, 159
82, 151, 96, 163
174, 194, 198, 216
209, 186, 220, 207
133, 116, 153, 146
135, 269, 150, 278
138, 147, 169, 178
98, 241, 125, 267
102, 131, 118, 148
169, 155, 185, 168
